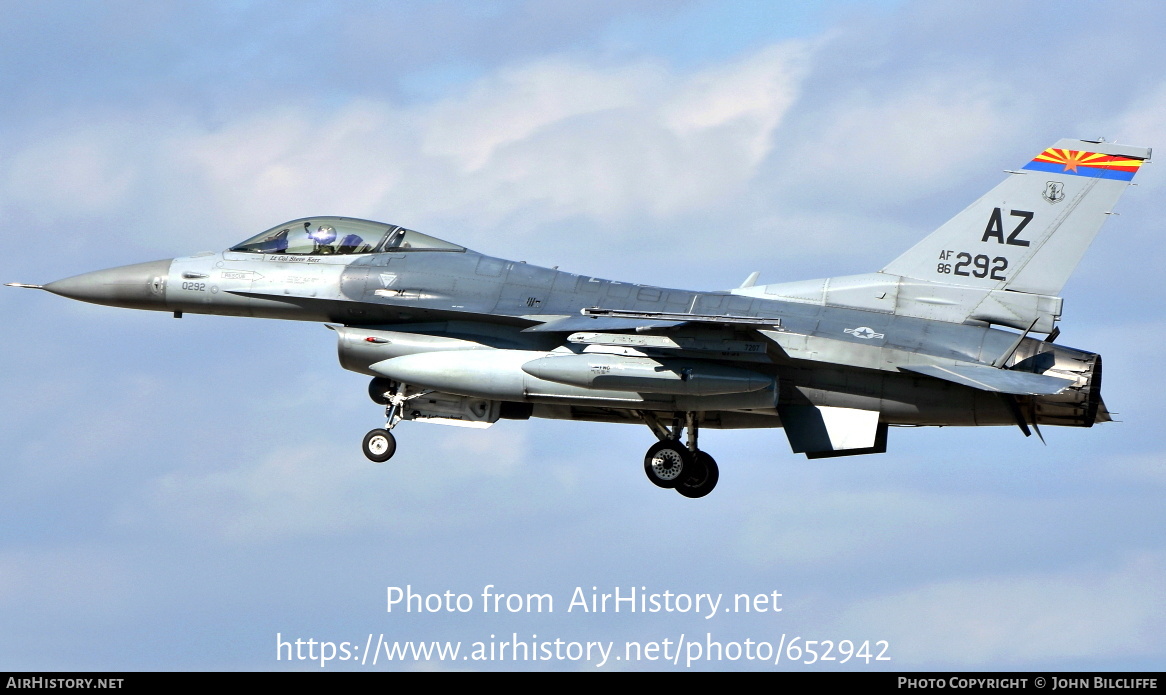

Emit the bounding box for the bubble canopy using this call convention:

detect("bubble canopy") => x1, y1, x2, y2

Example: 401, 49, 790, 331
229, 217, 464, 255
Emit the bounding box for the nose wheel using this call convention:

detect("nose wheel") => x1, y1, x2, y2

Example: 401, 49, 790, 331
362, 428, 397, 463
361, 379, 440, 463
363, 375, 399, 463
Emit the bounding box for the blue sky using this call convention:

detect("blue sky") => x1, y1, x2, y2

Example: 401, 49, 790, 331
2, 0, 1164, 671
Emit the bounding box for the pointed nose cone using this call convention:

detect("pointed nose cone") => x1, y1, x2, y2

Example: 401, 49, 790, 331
44, 259, 173, 311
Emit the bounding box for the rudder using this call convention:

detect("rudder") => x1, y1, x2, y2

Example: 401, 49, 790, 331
881, 139, 1150, 296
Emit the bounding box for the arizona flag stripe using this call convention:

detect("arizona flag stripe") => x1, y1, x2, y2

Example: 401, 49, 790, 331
1022, 148, 1144, 181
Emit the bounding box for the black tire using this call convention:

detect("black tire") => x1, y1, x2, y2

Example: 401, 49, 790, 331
362, 428, 396, 463
644, 441, 691, 489
676, 450, 719, 498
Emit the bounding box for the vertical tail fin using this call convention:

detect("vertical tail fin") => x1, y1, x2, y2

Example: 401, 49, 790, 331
881, 139, 1150, 296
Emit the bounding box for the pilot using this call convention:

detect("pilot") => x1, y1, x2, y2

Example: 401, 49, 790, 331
308, 224, 337, 254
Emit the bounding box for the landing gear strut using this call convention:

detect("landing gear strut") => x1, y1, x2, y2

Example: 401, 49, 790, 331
360, 378, 433, 463
638, 411, 720, 498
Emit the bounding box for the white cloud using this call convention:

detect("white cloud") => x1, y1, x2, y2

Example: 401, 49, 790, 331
0, 549, 130, 617
1098, 453, 1166, 487
3, 126, 140, 219
421, 58, 655, 173
776, 74, 1022, 207
836, 553, 1166, 666
134, 426, 532, 544
735, 488, 962, 567
0, 42, 809, 255
1103, 83, 1166, 191
174, 102, 412, 231
663, 45, 802, 165
183, 45, 807, 230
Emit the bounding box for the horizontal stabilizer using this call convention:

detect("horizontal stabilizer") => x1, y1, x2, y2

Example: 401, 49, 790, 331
778, 405, 888, 458
902, 363, 1073, 396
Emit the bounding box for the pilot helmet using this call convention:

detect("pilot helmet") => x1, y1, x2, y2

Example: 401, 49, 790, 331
309, 225, 336, 245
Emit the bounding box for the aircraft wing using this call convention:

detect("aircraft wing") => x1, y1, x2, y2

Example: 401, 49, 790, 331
901, 363, 1074, 396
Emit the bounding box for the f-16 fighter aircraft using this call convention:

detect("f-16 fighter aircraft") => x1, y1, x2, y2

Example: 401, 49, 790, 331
8, 138, 1149, 498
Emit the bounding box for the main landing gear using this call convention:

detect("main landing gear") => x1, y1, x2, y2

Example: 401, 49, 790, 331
639, 411, 719, 498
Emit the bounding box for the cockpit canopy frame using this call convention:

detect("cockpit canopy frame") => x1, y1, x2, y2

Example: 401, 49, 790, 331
229, 217, 465, 256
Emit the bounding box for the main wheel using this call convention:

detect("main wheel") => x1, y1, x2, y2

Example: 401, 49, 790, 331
362, 428, 397, 463
676, 451, 719, 498
644, 441, 691, 489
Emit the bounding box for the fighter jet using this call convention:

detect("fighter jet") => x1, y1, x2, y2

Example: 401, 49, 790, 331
8, 138, 1148, 498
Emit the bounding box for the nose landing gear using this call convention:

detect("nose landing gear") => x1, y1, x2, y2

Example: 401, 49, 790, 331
639, 411, 720, 498
361, 377, 429, 463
